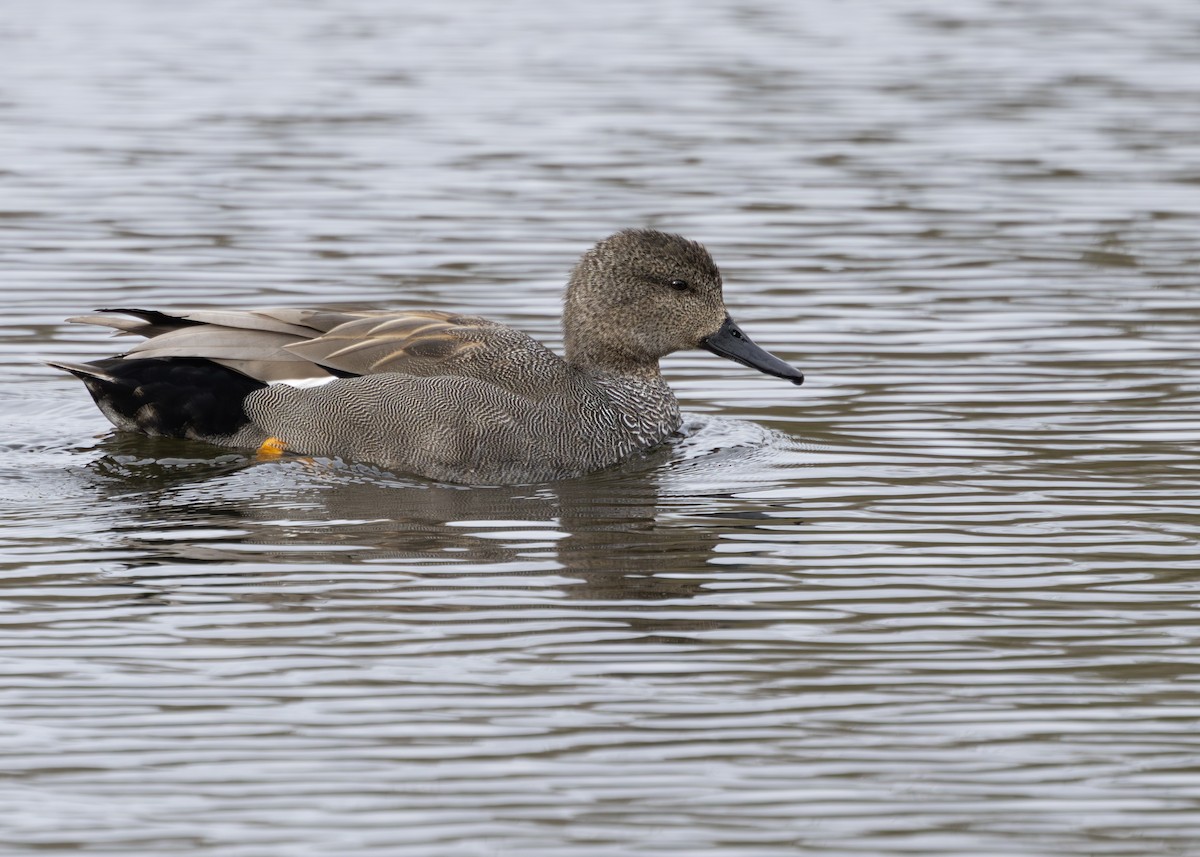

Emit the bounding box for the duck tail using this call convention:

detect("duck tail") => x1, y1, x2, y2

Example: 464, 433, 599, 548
45, 359, 124, 384
49, 356, 265, 441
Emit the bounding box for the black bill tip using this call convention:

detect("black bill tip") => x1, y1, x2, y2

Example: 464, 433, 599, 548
700, 316, 804, 385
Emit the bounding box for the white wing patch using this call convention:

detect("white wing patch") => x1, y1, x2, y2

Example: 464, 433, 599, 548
269, 377, 338, 389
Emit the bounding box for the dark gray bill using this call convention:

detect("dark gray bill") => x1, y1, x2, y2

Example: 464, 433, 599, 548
700, 316, 804, 385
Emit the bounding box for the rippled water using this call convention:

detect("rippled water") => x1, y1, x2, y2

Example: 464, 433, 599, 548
3, 0, 1200, 854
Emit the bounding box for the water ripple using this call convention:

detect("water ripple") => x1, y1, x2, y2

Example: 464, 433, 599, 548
3, 0, 1200, 855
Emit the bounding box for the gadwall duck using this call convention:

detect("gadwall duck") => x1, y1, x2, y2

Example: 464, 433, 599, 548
50, 229, 803, 484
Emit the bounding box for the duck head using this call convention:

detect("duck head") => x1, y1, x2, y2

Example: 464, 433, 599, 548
563, 229, 804, 385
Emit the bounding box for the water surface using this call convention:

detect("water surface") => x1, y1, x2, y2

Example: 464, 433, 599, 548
3, 1, 1200, 855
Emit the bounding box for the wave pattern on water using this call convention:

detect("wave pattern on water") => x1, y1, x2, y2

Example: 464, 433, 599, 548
2, 0, 1200, 855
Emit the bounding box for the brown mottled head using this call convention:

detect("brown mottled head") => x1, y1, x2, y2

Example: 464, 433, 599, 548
563, 229, 803, 384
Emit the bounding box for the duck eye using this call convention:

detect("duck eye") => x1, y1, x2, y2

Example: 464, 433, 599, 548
668, 279, 689, 292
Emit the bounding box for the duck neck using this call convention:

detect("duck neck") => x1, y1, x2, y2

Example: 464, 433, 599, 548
564, 333, 663, 381
562, 264, 666, 380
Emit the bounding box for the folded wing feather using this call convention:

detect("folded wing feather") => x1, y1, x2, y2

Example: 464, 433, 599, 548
67, 308, 567, 392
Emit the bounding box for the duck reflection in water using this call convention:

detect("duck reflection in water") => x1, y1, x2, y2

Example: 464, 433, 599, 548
80, 430, 789, 616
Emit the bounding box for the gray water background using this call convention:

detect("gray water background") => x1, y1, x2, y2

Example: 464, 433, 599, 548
2, 0, 1200, 854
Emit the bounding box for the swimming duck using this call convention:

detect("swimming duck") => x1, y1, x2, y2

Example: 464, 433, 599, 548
50, 229, 803, 484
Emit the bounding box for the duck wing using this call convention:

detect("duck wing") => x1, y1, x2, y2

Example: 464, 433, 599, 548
282, 311, 568, 393
68, 308, 569, 394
